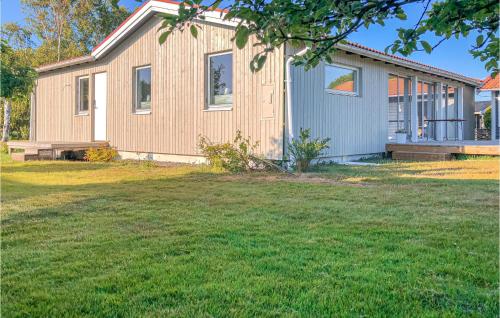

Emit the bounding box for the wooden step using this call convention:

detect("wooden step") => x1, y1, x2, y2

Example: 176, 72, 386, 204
386, 143, 500, 156
392, 151, 452, 161
10, 153, 41, 161
24, 148, 43, 155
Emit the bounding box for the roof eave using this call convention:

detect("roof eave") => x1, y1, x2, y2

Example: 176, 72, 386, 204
36, 56, 95, 73
336, 43, 482, 87
91, 0, 238, 60
479, 88, 499, 91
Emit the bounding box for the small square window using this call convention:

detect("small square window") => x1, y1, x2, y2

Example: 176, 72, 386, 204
134, 66, 152, 112
207, 52, 233, 109
325, 64, 360, 96
77, 76, 89, 114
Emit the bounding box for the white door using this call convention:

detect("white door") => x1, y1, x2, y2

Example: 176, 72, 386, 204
94, 72, 107, 141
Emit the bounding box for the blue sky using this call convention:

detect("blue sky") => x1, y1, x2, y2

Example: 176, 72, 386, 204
2, 0, 490, 100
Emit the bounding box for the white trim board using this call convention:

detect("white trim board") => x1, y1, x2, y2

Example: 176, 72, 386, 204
91, 0, 239, 59
118, 150, 207, 164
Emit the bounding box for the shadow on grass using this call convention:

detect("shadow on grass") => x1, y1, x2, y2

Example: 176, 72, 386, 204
2, 161, 110, 173
2, 166, 499, 224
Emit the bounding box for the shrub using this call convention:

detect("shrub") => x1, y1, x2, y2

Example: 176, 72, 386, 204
484, 107, 491, 130
287, 128, 330, 172
0, 142, 8, 154
199, 130, 259, 173
84, 147, 117, 162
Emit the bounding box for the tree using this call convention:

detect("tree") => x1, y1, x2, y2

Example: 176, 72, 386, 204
390, 0, 499, 76
0, 0, 130, 140
327, 73, 354, 90
73, 0, 130, 51
20, 0, 130, 64
21, 0, 73, 62
484, 107, 491, 130
0, 41, 36, 142
157, 0, 498, 74
1, 25, 37, 141
1, 23, 34, 51
212, 64, 227, 95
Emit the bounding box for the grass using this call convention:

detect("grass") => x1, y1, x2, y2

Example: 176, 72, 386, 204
1, 154, 499, 317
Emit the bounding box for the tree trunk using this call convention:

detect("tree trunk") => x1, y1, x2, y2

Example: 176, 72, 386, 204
2, 98, 12, 142
57, 34, 61, 62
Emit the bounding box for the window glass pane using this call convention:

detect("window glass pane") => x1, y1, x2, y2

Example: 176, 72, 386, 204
79, 77, 89, 112
325, 65, 357, 93
209, 53, 233, 106
387, 75, 411, 141
447, 86, 457, 139
136, 67, 151, 110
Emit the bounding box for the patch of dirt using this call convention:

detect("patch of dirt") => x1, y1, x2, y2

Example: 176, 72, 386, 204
219, 173, 370, 187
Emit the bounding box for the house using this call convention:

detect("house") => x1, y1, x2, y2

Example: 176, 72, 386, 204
480, 74, 500, 140
29, 0, 485, 163
474, 100, 490, 130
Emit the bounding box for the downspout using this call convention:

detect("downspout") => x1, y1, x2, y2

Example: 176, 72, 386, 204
285, 47, 309, 147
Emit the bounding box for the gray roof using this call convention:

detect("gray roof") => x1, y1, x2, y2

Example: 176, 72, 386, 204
475, 101, 490, 113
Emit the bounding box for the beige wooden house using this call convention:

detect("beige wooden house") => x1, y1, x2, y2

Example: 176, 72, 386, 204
31, 0, 485, 163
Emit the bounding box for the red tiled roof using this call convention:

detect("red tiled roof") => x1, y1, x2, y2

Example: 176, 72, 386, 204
481, 74, 500, 91
341, 42, 481, 85
329, 80, 354, 92
332, 77, 455, 95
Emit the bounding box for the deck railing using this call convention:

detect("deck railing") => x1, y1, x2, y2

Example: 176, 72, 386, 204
424, 119, 465, 141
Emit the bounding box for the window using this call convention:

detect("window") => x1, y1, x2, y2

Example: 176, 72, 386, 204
207, 52, 233, 108
134, 66, 152, 112
387, 74, 411, 141
324, 63, 360, 95
77, 76, 89, 114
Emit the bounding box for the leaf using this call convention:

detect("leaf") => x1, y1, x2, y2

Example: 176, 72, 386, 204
159, 31, 171, 45
235, 26, 250, 49
253, 54, 267, 72
190, 24, 198, 38
396, 12, 407, 20
421, 41, 432, 53
476, 35, 484, 47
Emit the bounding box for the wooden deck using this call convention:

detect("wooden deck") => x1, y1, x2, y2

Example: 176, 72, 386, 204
386, 140, 500, 161
7, 141, 109, 161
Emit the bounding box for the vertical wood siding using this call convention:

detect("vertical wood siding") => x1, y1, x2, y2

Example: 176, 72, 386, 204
35, 17, 285, 159
290, 49, 476, 158
290, 52, 388, 157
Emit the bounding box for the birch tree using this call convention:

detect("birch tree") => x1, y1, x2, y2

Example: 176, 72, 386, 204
20, 0, 130, 64
0, 41, 36, 142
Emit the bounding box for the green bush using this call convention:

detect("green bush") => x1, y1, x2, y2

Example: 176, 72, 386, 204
455, 154, 496, 161
484, 107, 491, 130
288, 128, 330, 172
199, 130, 259, 173
84, 147, 117, 162
0, 142, 8, 154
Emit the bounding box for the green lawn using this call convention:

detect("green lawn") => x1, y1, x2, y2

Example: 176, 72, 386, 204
1, 155, 499, 317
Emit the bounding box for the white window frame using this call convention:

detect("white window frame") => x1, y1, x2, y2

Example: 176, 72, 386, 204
206, 51, 233, 111
76, 76, 90, 115
134, 65, 152, 114
324, 63, 361, 96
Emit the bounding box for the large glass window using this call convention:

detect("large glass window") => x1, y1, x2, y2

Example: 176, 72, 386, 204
444, 85, 457, 140
134, 66, 151, 112
77, 76, 89, 114
325, 64, 359, 95
208, 52, 233, 108
387, 74, 411, 140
